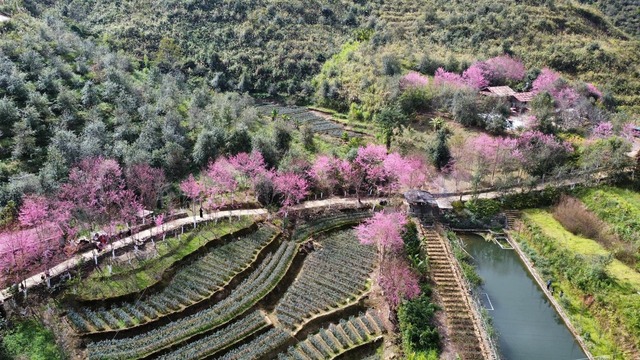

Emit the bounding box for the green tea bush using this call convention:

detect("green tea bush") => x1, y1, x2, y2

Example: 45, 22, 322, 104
398, 293, 440, 355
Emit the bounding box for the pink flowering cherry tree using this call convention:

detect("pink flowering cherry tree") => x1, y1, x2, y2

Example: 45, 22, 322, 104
18, 195, 59, 275
273, 172, 309, 216
154, 213, 165, 241
0, 229, 39, 289
434, 67, 467, 88
356, 211, 407, 268
229, 151, 269, 201
532, 68, 561, 95
125, 163, 166, 210
399, 71, 429, 90
482, 55, 526, 84
308, 155, 338, 199
180, 174, 203, 228
352, 144, 388, 198
379, 257, 421, 310
462, 63, 489, 90
592, 122, 614, 139
206, 156, 239, 208
470, 134, 519, 184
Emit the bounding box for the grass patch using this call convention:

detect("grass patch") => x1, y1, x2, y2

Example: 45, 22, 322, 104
68, 217, 254, 300
0, 319, 64, 360
525, 210, 640, 289
578, 186, 640, 246
515, 210, 640, 358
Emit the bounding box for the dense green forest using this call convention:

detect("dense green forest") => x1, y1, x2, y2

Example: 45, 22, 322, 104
23, 0, 371, 97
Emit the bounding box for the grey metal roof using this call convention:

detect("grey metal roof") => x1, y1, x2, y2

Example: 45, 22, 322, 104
404, 190, 438, 205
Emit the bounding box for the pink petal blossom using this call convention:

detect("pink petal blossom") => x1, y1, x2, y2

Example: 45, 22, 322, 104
462, 63, 489, 89
355, 211, 407, 253
434, 67, 467, 88
592, 122, 614, 139
483, 55, 526, 83
400, 71, 429, 90
379, 258, 421, 310
532, 68, 561, 94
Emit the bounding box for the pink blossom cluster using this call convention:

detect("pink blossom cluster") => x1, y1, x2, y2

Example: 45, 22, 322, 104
185, 145, 429, 215
554, 87, 580, 108
482, 55, 526, 83
532, 68, 561, 94
1, 158, 166, 286
399, 71, 429, 90
378, 258, 421, 310
518, 131, 573, 151
532, 68, 583, 107
462, 63, 489, 90
591, 122, 614, 139
355, 211, 407, 252
471, 134, 519, 161
586, 83, 603, 98
434, 67, 467, 88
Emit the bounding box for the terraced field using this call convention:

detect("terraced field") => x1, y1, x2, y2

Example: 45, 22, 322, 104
275, 230, 376, 331
64, 211, 384, 360
67, 227, 279, 334
257, 104, 358, 138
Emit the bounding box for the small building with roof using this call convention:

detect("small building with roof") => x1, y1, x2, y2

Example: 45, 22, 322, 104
512, 91, 536, 112
404, 190, 439, 222
481, 86, 517, 97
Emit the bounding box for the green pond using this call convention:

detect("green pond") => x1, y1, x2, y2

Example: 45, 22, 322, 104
460, 233, 588, 360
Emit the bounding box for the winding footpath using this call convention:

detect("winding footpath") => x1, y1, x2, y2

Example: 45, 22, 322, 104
0, 197, 381, 302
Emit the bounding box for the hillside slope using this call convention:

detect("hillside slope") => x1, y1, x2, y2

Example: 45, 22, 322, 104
32, 0, 371, 97
19, 1, 640, 111
314, 0, 640, 113
579, 0, 640, 37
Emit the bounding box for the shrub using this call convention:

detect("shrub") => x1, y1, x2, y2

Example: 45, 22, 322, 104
1, 320, 64, 360
398, 293, 439, 355
465, 199, 501, 220
382, 55, 401, 76
552, 196, 610, 245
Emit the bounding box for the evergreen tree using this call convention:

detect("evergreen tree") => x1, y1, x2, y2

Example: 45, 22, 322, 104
430, 128, 451, 171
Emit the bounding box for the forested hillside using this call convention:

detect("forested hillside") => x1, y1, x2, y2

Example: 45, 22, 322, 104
314, 0, 640, 114
0, 12, 293, 207
23, 0, 371, 97
6, 1, 637, 111
579, 0, 640, 37
0, 0, 637, 209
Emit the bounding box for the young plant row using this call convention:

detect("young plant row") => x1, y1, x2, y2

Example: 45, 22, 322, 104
257, 104, 309, 116
292, 211, 371, 243
217, 327, 292, 360
68, 227, 278, 333
277, 311, 385, 360
256, 104, 345, 136
71, 217, 255, 302
87, 240, 298, 359
156, 310, 268, 360
275, 230, 375, 330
